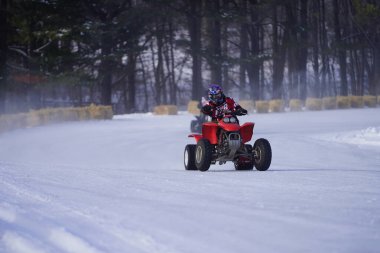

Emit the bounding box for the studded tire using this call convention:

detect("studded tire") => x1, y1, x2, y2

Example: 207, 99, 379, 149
253, 138, 272, 171
195, 139, 213, 172
184, 144, 197, 170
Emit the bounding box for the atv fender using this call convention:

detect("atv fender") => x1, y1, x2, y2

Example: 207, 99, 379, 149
201, 122, 219, 144
188, 134, 203, 143
188, 122, 218, 144
240, 122, 254, 143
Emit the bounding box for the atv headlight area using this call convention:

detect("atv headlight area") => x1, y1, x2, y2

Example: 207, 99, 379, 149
223, 117, 237, 123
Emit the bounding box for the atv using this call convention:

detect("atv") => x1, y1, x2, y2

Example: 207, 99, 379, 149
184, 111, 271, 172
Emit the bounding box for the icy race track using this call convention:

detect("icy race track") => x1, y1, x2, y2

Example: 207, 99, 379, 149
1, 108, 380, 253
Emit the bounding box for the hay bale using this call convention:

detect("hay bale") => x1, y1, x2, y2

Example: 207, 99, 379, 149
255, 101, 269, 113
289, 99, 302, 111
350, 96, 364, 108
86, 104, 100, 119
27, 110, 44, 127
154, 105, 178, 115
363, 96, 377, 108
269, 99, 284, 112
98, 106, 113, 119
336, 96, 350, 109
12, 113, 28, 129
322, 97, 337, 110
62, 107, 80, 121
76, 107, 90, 120
40, 108, 64, 123
86, 105, 113, 120
187, 100, 201, 115
305, 98, 322, 111
238, 100, 255, 113
0, 114, 26, 132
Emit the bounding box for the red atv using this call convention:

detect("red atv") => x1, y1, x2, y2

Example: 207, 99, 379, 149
184, 111, 271, 172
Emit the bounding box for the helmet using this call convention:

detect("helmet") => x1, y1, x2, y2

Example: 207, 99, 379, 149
208, 84, 224, 104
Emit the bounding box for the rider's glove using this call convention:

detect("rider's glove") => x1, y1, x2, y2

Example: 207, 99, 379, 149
217, 113, 224, 120
235, 106, 247, 116
202, 105, 213, 115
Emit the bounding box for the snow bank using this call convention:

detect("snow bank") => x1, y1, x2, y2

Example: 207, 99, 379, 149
317, 127, 380, 147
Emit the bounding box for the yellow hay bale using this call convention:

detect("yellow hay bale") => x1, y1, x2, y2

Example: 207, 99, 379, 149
62, 107, 79, 121
13, 113, 28, 129
350, 96, 364, 108
187, 100, 200, 115
77, 107, 91, 120
255, 101, 269, 113
98, 106, 113, 119
238, 100, 255, 113
289, 99, 302, 111
0, 113, 28, 132
86, 104, 113, 120
269, 99, 284, 113
336, 96, 350, 109
154, 105, 178, 115
363, 96, 377, 108
27, 110, 45, 127
52, 108, 66, 122
322, 97, 337, 110
38, 108, 62, 123
305, 98, 322, 111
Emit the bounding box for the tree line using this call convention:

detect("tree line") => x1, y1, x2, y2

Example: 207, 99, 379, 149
0, 0, 379, 114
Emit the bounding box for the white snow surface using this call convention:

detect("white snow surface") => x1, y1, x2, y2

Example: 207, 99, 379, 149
1, 108, 380, 253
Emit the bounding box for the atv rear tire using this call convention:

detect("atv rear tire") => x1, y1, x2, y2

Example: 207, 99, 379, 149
195, 139, 213, 172
184, 144, 197, 170
253, 138, 272, 171
234, 144, 254, 170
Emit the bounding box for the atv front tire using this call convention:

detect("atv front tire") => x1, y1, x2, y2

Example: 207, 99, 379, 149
184, 144, 197, 170
253, 138, 272, 171
195, 139, 213, 171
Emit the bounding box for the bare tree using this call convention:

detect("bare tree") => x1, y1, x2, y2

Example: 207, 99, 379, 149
247, 0, 261, 100
333, 0, 348, 96
239, 0, 249, 99
272, 3, 286, 100
205, 0, 222, 85
299, 0, 308, 100
187, 0, 203, 100
0, 0, 8, 113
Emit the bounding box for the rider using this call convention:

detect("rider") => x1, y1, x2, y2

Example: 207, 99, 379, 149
201, 84, 247, 121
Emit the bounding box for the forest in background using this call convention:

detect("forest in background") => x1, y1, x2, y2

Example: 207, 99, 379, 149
0, 0, 379, 114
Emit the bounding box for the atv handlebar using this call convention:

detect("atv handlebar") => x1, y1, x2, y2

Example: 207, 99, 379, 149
223, 108, 247, 116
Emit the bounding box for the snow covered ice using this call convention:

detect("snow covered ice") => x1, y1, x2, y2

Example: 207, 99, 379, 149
0, 108, 380, 253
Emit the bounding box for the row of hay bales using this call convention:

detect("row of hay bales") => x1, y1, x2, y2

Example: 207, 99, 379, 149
254, 96, 379, 113
0, 104, 113, 134
153, 105, 178, 115
184, 95, 380, 115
